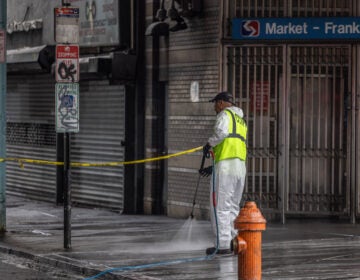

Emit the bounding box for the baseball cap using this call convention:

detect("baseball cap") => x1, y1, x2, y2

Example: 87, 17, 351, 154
209, 91, 235, 105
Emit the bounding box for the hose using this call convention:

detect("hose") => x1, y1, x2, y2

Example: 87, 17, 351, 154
83, 153, 219, 280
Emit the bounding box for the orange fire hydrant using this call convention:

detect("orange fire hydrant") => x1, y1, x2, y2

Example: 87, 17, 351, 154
232, 201, 266, 280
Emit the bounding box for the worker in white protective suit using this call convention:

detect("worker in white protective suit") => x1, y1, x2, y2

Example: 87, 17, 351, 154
199, 91, 247, 255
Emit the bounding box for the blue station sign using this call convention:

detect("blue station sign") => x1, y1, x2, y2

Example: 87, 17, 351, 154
232, 17, 360, 40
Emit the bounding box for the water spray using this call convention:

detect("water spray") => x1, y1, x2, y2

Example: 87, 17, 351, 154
83, 153, 219, 280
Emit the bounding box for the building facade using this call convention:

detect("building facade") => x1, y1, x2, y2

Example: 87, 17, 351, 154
143, 0, 360, 223
4, 0, 360, 223
5, 0, 132, 212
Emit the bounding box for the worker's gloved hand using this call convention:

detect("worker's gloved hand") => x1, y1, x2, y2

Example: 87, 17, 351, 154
199, 166, 213, 177
203, 143, 211, 158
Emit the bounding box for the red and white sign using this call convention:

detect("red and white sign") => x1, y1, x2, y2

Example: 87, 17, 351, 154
56, 44, 79, 83
250, 81, 270, 113
54, 7, 80, 44
0, 30, 5, 63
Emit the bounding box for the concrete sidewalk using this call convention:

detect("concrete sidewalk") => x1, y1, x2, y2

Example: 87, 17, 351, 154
1, 196, 360, 280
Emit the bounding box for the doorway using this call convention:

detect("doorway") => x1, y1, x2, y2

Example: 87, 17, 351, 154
286, 46, 350, 216
226, 45, 352, 219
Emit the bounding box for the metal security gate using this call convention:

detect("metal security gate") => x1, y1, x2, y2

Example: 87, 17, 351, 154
287, 46, 349, 215
225, 45, 351, 218
70, 80, 125, 211
6, 74, 56, 202
222, 0, 356, 221
226, 46, 282, 212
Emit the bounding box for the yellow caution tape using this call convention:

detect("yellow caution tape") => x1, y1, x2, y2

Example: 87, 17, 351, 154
0, 146, 203, 167
0, 157, 64, 167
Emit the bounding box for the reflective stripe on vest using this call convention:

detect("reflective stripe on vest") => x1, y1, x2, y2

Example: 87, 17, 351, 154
213, 109, 247, 163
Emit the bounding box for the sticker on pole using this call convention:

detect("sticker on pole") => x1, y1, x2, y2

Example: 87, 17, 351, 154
56, 83, 79, 133
55, 6, 80, 44
0, 29, 5, 63
56, 45, 79, 83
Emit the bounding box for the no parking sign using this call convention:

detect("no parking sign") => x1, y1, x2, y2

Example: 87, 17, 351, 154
56, 44, 79, 83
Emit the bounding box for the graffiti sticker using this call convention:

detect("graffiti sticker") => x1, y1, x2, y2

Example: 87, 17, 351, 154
55, 83, 79, 133
56, 44, 79, 83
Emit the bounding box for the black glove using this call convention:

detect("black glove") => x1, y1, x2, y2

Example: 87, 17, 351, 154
203, 143, 211, 158
199, 166, 213, 177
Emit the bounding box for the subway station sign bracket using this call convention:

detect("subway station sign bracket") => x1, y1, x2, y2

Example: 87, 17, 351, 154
232, 17, 360, 40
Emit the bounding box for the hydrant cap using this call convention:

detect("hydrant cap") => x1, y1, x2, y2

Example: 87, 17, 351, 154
234, 201, 266, 230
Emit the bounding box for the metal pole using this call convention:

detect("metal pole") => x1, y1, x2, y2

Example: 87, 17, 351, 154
350, 46, 356, 224
63, 132, 71, 248
0, 0, 7, 233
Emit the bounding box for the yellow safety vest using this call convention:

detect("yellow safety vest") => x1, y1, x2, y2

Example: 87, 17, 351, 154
213, 109, 247, 163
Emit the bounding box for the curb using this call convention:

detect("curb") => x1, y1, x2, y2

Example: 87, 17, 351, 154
0, 244, 143, 280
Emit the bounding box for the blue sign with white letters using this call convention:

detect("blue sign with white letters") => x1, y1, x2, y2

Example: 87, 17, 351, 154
232, 17, 360, 40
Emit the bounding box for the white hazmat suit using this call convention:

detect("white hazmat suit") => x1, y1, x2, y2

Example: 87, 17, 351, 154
207, 106, 246, 250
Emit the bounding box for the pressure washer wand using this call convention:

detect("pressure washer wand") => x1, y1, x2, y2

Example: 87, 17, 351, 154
190, 154, 206, 219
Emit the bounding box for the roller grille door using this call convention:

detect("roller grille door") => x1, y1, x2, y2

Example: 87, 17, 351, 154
71, 80, 125, 211
6, 74, 56, 202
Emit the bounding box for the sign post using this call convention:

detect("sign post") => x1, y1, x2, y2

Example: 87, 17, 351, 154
55, 0, 80, 249
0, 0, 6, 233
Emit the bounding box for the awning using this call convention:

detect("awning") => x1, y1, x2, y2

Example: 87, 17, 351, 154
6, 46, 135, 80
6, 45, 51, 73
7, 45, 47, 64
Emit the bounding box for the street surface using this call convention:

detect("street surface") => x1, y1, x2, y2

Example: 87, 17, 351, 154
0, 251, 83, 280
2, 196, 360, 280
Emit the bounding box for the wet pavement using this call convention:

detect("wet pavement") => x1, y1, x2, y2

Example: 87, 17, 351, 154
0, 196, 360, 280
0, 251, 84, 279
